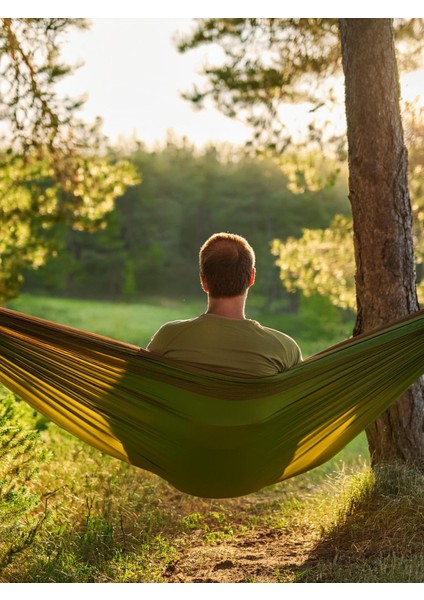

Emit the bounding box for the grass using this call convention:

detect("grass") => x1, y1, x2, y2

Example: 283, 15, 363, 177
7, 291, 354, 357
2, 294, 421, 583
295, 464, 424, 583
7, 294, 206, 348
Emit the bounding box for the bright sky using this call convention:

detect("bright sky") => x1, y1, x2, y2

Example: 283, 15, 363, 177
57, 19, 251, 148
57, 18, 424, 149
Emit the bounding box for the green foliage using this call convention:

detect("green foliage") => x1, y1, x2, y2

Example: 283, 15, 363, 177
277, 150, 343, 195
24, 139, 350, 302
0, 19, 89, 152
122, 260, 137, 301
178, 19, 342, 156
178, 19, 424, 157
176, 19, 424, 313
0, 19, 140, 302
271, 103, 424, 310
0, 386, 50, 570
272, 215, 356, 310
0, 150, 139, 302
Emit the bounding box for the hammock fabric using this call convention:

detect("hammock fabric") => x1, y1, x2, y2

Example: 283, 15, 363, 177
0, 307, 423, 498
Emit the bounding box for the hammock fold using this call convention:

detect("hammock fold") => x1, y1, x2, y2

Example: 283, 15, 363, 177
0, 307, 423, 498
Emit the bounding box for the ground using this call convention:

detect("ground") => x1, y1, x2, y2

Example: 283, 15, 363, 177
165, 526, 319, 583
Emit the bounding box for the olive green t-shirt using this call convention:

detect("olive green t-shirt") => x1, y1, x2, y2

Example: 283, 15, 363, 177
147, 313, 302, 377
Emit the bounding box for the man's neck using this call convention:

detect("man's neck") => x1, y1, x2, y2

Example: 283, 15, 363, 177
205, 294, 247, 320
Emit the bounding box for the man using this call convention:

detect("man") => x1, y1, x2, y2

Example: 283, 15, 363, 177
147, 232, 302, 377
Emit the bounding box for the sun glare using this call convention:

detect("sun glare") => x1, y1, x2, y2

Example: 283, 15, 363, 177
55, 19, 424, 149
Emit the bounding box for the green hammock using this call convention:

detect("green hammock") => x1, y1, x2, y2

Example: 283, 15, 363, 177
0, 307, 423, 498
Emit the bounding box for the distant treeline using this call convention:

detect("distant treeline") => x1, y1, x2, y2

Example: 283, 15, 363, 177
24, 140, 350, 307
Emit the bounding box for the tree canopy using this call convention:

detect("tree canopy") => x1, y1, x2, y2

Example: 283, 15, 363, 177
272, 104, 424, 310
0, 18, 139, 302
178, 19, 423, 157
24, 138, 350, 304
178, 18, 424, 310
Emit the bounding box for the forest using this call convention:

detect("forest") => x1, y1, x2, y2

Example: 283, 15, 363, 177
22, 138, 351, 305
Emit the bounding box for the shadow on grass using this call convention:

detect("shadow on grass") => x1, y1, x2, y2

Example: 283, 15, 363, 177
296, 464, 424, 583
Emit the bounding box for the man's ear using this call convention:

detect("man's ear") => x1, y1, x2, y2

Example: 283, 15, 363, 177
249, 268, 256, 287
200, 273, 209, 292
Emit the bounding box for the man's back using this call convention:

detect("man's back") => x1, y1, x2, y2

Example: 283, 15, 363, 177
147, 313, 302, 377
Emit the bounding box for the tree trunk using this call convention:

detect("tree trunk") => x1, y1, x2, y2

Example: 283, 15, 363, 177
339, 19, 424, 467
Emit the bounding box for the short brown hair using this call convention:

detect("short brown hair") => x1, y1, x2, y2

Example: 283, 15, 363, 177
199, 233, 255, 298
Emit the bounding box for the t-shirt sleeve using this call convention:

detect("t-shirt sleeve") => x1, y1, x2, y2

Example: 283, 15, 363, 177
266, 328, 303, 370
147, 320, 189, 355
289, 340, 303, 366
146, 325, 169, 354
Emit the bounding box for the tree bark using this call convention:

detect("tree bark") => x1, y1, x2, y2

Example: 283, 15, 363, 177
339, 19, 424, 466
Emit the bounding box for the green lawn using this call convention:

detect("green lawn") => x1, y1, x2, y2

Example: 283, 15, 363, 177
7, 294, 205, 348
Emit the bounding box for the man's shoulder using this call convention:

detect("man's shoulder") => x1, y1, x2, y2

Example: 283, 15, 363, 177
155, 316, 202, 332
147, 316, 202, 352
251, 321, 303, 361
248, 320, 289, 339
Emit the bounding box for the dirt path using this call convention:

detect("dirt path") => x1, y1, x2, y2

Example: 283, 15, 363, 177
164, 526, 319, 583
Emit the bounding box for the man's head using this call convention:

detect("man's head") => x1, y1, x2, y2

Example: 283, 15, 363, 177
199, 233, 256, 298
